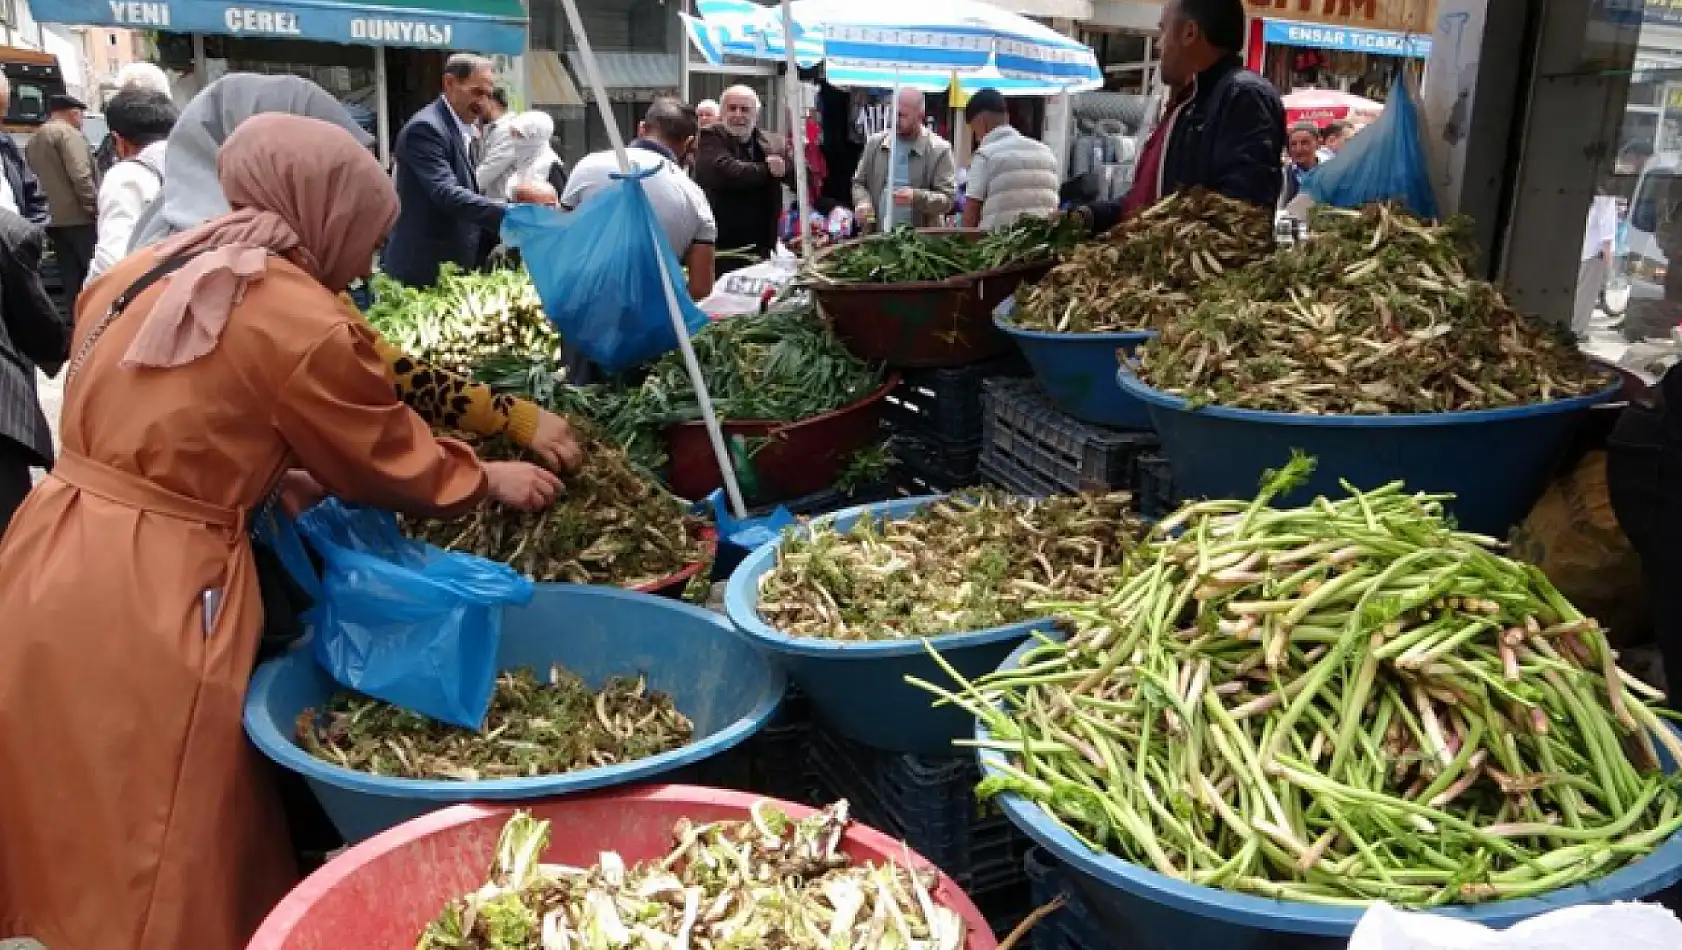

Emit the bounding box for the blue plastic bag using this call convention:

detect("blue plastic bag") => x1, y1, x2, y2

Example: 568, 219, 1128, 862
1305, 73, 1438, 220
502, 167, 709, 373
293, 499, 534, 729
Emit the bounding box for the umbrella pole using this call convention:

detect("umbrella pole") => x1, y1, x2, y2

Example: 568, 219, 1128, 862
883, 70, 901, 230
780, 0, 815, 260
558, 0, 749, 519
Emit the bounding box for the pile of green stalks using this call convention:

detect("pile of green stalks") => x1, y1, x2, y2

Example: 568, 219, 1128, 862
758, 491, 1142, 641
504, 307, 886, 473
922, 456, 1682, 908
810, 217, 1082, 286
1134, 204, 1607, 413
1011, 189, 1277, 333
403, 431, 708, 588
365, 265, 560, 378
297, 666, 692, 781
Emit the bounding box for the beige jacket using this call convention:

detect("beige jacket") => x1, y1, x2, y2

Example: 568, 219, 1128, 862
852, 127, 957, 231
26, 119, 98, 227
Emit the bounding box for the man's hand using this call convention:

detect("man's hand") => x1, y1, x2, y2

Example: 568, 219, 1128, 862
893, 187, 915, 207
527, 409, 585, 472
511, 182, 559, 206
766, 155, 788, 178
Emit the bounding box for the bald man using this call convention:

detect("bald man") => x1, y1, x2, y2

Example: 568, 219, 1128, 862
852, 88, 956, 232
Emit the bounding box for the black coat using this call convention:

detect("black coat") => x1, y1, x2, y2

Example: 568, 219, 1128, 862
0, 135, 49, 227
0, 208, 68, 466
693, 125, 790, 263
1090, 55, 1285, 232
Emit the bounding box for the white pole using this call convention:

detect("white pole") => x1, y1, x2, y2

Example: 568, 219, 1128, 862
374, 47, 392, 168
882, 71, 902, 230
780, 0, 814, 260
558, 0, 749, 519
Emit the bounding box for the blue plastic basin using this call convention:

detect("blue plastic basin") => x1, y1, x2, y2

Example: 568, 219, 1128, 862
981, 638, 1682, 950
723, 495, 1053, 755
246, 584, 785, 843
996, 317, 1155, 428
1117, 367, 1623, 537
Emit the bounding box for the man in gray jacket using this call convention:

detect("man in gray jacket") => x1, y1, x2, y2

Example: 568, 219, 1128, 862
26, 95, 98, 309
852, 88, 957, 232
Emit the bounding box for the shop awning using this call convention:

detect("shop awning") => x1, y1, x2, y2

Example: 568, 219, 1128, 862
27, 0, 528, 54
1262, 20, 1432, 61
562, 51, 680, 91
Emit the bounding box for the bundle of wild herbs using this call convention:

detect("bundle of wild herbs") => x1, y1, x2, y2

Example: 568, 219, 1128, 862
1011, 189, 1277, 333
297, 666, 693, 780
812, 217, 1081, 285
922, 457, 1682, 907
417, 803, 966, 950
759, 491, 1142, 641
1135, 204, 1606, 413
404, 432, 707, 587
365, 266, 560, 378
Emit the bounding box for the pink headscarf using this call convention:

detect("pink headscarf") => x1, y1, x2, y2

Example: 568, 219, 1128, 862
121, 112, 398, 370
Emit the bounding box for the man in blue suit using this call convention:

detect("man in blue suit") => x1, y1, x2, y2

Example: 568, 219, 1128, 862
384, 54, 508, 288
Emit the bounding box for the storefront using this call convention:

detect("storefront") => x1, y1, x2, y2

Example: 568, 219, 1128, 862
24, 0, 528, 161
1251, 18, 1431, 104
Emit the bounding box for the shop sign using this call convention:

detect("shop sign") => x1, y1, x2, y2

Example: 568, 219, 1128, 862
1246, 0, 1432, 35
26, 0, 527, 54
1263, 20, 1431, 58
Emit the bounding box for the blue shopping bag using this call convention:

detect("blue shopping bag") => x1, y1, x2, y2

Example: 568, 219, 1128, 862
1305, 73, 1439, 220
502, 166, 709, 373
292, 498, 534, 729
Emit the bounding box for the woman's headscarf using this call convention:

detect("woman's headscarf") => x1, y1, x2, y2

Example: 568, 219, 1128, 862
127, 73, 374, 253
506, 110, 560, 198
121, 114, 396, 370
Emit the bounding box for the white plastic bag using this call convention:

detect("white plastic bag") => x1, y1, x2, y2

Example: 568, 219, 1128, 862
698, 254, 802, 317
1348, 901, 1682, 950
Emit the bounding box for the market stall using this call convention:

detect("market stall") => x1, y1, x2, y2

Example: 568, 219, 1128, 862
23, 0, 529, 162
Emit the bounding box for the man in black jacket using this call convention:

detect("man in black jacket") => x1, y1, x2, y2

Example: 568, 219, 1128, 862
0, 207, 68, 537
1073, 0, 1284, 234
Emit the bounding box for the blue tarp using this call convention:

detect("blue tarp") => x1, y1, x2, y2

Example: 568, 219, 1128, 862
29, 0, 527, 55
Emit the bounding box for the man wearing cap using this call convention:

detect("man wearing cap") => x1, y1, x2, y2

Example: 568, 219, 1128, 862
960, 89, 1059, 231
26, 93, 100, 306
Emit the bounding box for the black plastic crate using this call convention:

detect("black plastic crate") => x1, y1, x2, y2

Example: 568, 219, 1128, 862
883, 354, 1031, 444
1133, 453, 1177, 519
980, 379, 1158, 496
1024, 849, 1117, 950
808, 723, 1032, 900
892, 434, 983, 492
688, 685, 818, 805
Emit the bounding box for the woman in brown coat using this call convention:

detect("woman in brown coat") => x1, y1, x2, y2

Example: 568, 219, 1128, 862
0, 113, 560, 949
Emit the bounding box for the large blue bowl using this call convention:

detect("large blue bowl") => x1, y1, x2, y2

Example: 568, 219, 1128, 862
246, 585, 785, 843
723, 495, 1054, 755
996, 317, 1155, 428
1117, 367, 1623, 537
981, 637, 1682, 950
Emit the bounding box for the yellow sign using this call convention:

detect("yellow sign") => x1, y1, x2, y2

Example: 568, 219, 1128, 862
949, 74, 971, 109
1247, 0, 1435, 34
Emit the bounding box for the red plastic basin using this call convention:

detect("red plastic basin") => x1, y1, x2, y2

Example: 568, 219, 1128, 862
247, 785, 1001, 950
628, 527, 716, 600
663, 376, 899, 504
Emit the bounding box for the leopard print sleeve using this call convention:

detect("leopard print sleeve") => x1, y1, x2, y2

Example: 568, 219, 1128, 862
367, 328, 542, 446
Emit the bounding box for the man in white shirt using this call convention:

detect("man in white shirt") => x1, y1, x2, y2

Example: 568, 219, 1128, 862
1576, 193, 1620, 334
89, 87, 177, 283
562, 98, 718, 301
959, 88, 1059, 231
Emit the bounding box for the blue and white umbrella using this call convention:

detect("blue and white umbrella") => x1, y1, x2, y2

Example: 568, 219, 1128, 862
687, 0, 1102, 87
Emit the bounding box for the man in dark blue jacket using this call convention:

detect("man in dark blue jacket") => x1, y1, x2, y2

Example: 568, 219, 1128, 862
384, 54, 507, 288
1073, 0, 1284, 234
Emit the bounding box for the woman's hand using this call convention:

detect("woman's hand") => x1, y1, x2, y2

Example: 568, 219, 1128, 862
278, 469, 326, 517
527, 409, 585, 472
485, 461, 561, 510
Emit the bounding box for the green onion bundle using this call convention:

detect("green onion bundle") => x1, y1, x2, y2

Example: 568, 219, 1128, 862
812, 217, 1081, 285
923, 457, 1682, 908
